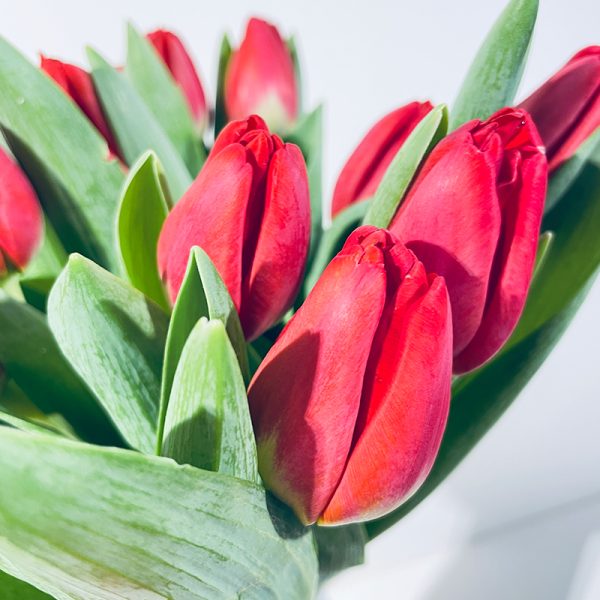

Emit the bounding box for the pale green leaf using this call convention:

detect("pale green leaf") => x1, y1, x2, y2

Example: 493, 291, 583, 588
214, 34, 232, 136
315, 524, 367, 580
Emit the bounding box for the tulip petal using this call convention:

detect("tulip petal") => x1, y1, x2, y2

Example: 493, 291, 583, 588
322, 270, 452, 524
248, 246, 387, 524
157, 145, 252, 307
241, 144, 310, 340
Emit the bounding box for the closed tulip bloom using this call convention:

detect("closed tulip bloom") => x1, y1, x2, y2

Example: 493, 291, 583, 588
332, 101, 433, 217
158, 115, 310, 341
0, 148, 43, 274
225, 18, 298, 133
40, 56, 120, 159
520, 46, 600, 172
147, 29, 208, 132
248, 226, 452, 525
390, 108, 547, 373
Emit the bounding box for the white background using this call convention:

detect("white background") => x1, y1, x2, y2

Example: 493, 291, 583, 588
2, 1, 599, 598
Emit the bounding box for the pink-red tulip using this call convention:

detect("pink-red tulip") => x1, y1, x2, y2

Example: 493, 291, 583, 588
225, 18, 298, 132
390, 107, 547, 373
40, 56, 120, 159
520, 46, 600, 172
332, 101, 433, 217
248, 226, 452, 525
0, 148, 43, 275
157, 115, 310, 341
147, 29, 208, 132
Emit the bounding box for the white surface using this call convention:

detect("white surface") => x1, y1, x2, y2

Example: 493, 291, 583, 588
2, 1, 599, 597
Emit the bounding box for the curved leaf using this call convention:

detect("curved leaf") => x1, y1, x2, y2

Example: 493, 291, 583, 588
214, 34, 232, 136
0, 569, 51, 600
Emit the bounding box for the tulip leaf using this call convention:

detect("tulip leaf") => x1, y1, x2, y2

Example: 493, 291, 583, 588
0, 429, 318, 599
315, 524, 367, 580
214, 33, 232, 136
287, 36, 303, 115
0, 293, 119, 444
532, 231, 554, 279
117, 151, 170, 311
48, 254, 168, 453
0, 409, 73, 438
303, 198, 370, 297
367, 158, 600, 539
363, 104, 448, 228
450, 0, 539, 129
162, 318, 259, 483
0, 569, 51, 600
0, 36, 124, 271
125, 24, 206, 175
157, 247, 248, 451
287, 105, 324, 259
87, 48, 192, 200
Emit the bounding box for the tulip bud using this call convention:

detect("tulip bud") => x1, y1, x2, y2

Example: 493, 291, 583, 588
146, 29, 209, 133
520, 46, 600, 172
248, 226, 452, 525
0, 148, 43, 275
158, 115, 310, 341
40, 56, 120, 159
390, 108, 547, 373
225, 18, 298, 133
332, 101, 433, 217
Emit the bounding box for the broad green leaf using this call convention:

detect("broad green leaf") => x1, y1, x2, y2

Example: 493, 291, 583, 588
0, 293, 118, 444
0, 36, 124, 271
48, 254, 168, 452
287, 105, 324, 259
157, 247, 248, 451
162, 318, 259, 483
88, 48, 192, 200
362, 104, 448, 228
315, 524, 367, 580
367, 158, 600, 539
303, 198, 370, 297
0, 569, 51, 600
450, 0, 538, 129
214, 33, 232, 136
0, 429, 318, 599
117, 151, 170, 310
125, 24, 206, 175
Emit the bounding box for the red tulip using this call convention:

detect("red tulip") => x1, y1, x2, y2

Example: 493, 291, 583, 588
390, 108, 547, 373
248, 226, 452, 525
0, 148, 43, 275
225, 18, 298, 132
40, 56, 120, 159
147, 29, 208, 132
158, 115, 310, 341
520, 46, 600, 172
332, 101, 433, 217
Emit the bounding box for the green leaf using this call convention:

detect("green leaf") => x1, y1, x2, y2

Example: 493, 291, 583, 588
303, 198, 370, 297
48, 254, 168, 453
125, 23, 206, 175
0, 569, 51, 600
450, 0, 539, 129
87, 48, 192, 200
157, 247, 248, 451
117, 151, 170, 311
0, 409, 70, 438
287, 36, 303, 115
315, 524, 367, 580
287, 105, 324, 259
0, 36, 124, 271
0, 429, 318, 599
532, 231, 553, 279
214, 33, 232, 136
0, 293, 118, 444
363, 104, 448, 228
367, 158, 600, 539
162, 318, 259, 483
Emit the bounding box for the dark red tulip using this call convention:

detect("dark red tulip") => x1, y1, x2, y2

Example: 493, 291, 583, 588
40, 56, 120, 159
248, 226, 452, 525
147, 29, 208, 132
390, 108, 547, 373
331, 101, 433, 217
225, 18, 298, 132
520, 46, 600, 172
157, 115, 310, 341
0, 148, 43, 275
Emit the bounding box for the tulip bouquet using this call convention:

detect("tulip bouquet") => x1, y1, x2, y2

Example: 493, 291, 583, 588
0, 0, 599, 597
